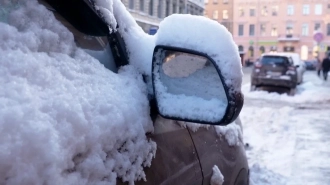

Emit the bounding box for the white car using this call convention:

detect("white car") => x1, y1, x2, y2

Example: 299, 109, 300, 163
275, 52, 305, 84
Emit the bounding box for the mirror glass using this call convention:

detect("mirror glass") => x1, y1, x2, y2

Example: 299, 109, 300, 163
153, 49, 228, 123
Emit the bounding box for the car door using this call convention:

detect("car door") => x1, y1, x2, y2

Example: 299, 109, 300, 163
189, 126, 249, 185
116, 116, 203, 185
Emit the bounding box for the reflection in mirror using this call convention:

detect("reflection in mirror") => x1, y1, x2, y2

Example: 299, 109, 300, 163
153, 49, 228, 124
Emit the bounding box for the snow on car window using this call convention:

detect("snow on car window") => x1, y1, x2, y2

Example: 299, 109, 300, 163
155, 14, 243, 94
0, 1, 155, 184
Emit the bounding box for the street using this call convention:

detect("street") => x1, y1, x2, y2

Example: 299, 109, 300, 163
240, 67, 330, 185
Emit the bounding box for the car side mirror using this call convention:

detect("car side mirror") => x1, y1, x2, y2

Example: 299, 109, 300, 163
151, 45, 243, 125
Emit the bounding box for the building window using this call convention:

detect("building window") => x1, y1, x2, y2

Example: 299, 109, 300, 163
250, 8, 255, 16
223, 10, 228, 19
303, 5, 310, 15
172, 3, 177, 14
239, 7, 244, 16
286, 23, 294, 36
249, 46, 254, 57
284, 47, 295, 52
165, 0, 169, 16
179, 5, 184, 13
260, 46, 265, 54
260, 24, 266, 36
238, 24, 244, 36
223, 0, 228, 4
205, 0, 208, 4
139, 0, 144, 11
149, 0, 153, 15
315, 4, 322, 15
213, 10, 218, 19
272, 6, 278, 16
213, 0, 218, 4
287, 5, 294, 15
302, 24, 309, 36
301, 45, 308, 60
327, 23, 330, 36
271, 25, 278, 36
315, 23, 321, 31
249, 24, 255, 36
261, 6, 268, 16
129, 0, 134, 9
158, 0, 163, 18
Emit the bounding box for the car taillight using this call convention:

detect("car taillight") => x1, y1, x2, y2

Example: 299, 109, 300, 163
288, 66, 295, 71
255, 62, 262, 68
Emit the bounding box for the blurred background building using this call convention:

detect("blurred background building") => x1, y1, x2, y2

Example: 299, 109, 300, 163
232, 0, 330, 64
122, 0, 204, 34
204, 0, 330, 65
203, 0, 233, 33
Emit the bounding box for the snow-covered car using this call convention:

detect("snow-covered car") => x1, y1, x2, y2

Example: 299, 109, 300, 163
0, 0, 248, 185
251, 53, 298, 95
274, 52, 305, 84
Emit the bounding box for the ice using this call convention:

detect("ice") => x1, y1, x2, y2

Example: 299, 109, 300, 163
0, 1, 155, 184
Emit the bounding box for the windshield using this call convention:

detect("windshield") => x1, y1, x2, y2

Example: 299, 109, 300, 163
261, 56, 289, 65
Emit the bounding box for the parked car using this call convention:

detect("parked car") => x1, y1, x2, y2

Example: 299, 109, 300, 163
2, 1, 249, 185
251, 53, 298, 95
273, 52, 305, 84
304, 60, 317, 70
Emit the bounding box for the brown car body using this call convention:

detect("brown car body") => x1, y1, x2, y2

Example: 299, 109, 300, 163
35, 1, 250, 184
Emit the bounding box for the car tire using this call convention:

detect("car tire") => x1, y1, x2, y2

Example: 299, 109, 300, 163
250, 85, 257, 92
289, 88, 296, 96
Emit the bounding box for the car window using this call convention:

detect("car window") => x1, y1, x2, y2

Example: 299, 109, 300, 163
1, 0, 117, 72
261, 56, 289, 65
40, 2, 118, 72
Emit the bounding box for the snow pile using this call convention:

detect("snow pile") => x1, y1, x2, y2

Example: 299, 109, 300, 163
240, 106, 295, 178
94, 0, 155, 76
0, 1, 155, 184
155, 14, 243, 94
243, 72, 330, 103
215, 122, 242, 146
210, 165, 224, 185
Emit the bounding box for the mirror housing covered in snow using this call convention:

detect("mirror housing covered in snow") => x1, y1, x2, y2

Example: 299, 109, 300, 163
152, 45, 243, 125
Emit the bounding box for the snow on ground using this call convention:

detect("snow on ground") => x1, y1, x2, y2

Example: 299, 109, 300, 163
240, 70, 330, 185
242, 72, 330, 103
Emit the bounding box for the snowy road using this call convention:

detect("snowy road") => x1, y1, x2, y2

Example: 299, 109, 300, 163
240, 68, 330, 185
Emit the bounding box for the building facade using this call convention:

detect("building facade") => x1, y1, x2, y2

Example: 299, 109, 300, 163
122, 0, 204, 33
233, 0, 330, 64
204, 0, 234, 33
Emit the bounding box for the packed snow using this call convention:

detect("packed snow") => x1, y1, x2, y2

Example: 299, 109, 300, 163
210, 165, 224, 185
0, 1, 156, 184
241, 70, 330, 185
155, 14, 243, 94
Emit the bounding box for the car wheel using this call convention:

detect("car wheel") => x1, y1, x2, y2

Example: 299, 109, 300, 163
250, 85, 257, 92
288, 88, 296, 96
